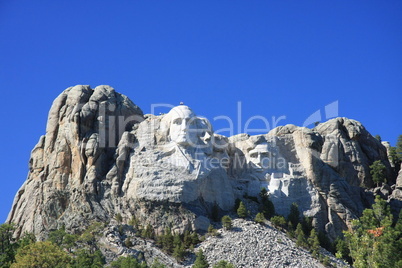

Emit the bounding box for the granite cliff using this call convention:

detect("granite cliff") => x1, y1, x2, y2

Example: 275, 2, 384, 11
6, 85, 399, 266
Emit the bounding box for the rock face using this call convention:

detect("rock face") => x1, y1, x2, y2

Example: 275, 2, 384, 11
8, 85, 144, 238
7, 85, 395, 246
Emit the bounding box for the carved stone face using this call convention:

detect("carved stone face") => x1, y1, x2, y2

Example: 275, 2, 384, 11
248, 143, 270, 171
168, 105, 198, 148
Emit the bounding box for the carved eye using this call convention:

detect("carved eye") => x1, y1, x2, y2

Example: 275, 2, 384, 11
173, 118, 182, 125
260, 152, 269, 158
187, 118, 196, 126
250, 152, 258, 158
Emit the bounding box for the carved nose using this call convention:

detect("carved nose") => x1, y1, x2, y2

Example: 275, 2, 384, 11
181, 120, 188, 132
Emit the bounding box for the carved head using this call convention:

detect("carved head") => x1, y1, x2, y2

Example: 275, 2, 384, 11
161, 105, 212, 150
248, 142, 270, 171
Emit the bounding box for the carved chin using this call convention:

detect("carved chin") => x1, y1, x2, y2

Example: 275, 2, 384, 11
174, 136, 190, 146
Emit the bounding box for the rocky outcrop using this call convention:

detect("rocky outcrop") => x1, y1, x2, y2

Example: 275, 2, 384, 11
199, 219, 349, 268
88, 218, 349, 267
7, 85, 395, 247
7, 85, 144, 239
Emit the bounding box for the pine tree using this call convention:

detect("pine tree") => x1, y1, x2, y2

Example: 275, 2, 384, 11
286, 222, 295, 238
237, 201, 248, 218
370, 160, 387, 186
110, 255, 147, 268
191, 232, 200, 245
173, 244, 185, 262
213, 260, 235, 268
308, 228, 320, 258
287, 203, 300, 227
221, 216, 232, 231
162, 227, 174, 253
270, 215, 286, 229
193, 249, 209, 268
259, 188, 275, 219
115, 213, 123, 224
129, 215, 138, 229
344, 195, 401, 267
172, 232, 186, 261
183, 231, 192, 248
295, 223, 308, 248
254, 213, 266, 224
150, 258, 167, 268
0, 223, 18, 268
334, 238, 351, 264
141, 224, 154, 239
396, 135, 402, 161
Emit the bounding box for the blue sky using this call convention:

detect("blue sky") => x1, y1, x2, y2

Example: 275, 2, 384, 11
0, 1, 401, 223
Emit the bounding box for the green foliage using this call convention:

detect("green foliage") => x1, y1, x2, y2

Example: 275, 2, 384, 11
11, 241, 71, 268
150, 258, 167, 268
110, 255, 147, 268
370, 160, 387, 186
72, 249, 105, 268
193, 249, 209, 268
322, 255, 330, 267
212, 260, 235, 268
389, 146, 401, 168
254, 213, 266, 225
183, 231, 193, 248
374, 135, 382, 142
0, 223, 18, 268
207, 225, 218, 237
129, 215, 139, 229
270, 215, 286, 229
161, 227, 174, 253
17, 232, 36, 249
173, 233, 181, 248
301, 216, 313, 235
397, 135, 402, 161
286, 222, 295, 238
125, 238, 133, 248
79, 222, 104, 252
334, 238, 351, 264
344, 195, 402, 267
115, 213, 123, 224
141, 224, 154, 239
48, 227, 77, 252
308, 229, 320, 258
191, 232, 200, 245
295, 223, 308, 248
221, 216, 232, 230
237, 201, 248, 218
118, 225, 124, 236
259, 188, 275, 219
172, 244, 185, 262
287, 203, 300, 228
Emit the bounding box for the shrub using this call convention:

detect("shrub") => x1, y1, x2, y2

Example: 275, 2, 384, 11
193, 249, 209, 268
213, 260, 235, 268
254, 213, 266, 225
237, 201, 248, 218
271, 215, 286, 229
221, 216, 232, 230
